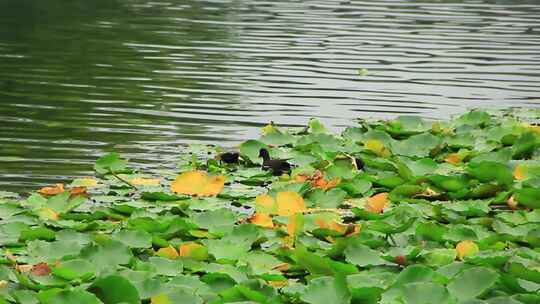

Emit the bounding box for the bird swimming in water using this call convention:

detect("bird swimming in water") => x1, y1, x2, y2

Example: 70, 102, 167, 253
259, 148, 291, 176
217, 151, 240, 164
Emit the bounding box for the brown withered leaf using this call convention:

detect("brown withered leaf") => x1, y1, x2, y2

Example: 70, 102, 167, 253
38, 183, 65, 195
31, 262, 51, 276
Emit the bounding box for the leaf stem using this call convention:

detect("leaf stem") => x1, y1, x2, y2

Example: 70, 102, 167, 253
110, 171, 138, 190
302, 208, 349, 215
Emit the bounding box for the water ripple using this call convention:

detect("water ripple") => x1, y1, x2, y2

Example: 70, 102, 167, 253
0, 0, 539, 191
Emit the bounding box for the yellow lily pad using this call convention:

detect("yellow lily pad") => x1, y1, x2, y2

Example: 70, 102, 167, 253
170, 171, 225, 197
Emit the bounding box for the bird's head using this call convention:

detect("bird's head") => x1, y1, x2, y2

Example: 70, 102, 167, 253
259, 148, 270, 160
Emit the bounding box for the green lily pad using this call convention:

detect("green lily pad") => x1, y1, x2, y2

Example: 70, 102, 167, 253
392, 133, 442, 158
447, 267, 499, 300
467, 161, 513, 186
300, 275, 351, 304
386, 116, 431, 136
89, 275, 140, 304
52, 259, 96, 281
39, 288, 103, 304
514, 187, 540, 209
151, 288, 203, 304
94, 152, 129, 174
401, 282, 452, 304
344, 242, 387, 267
239, 140, 268, 164
456, 110, 492, 127
79, 240, 133, 272
112, 229, 152, 249
19, 227, 56, 242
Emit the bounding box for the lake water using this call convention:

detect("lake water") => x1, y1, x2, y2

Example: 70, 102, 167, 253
1, 0, 539, 192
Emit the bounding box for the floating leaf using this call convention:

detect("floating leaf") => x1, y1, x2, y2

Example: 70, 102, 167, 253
249, 212, 274, 228
112, 229, 152, 248
260, 124, 296, 146
141, 191, 188, 201
401, 282, 452, 304
130, 177, 160, 186
191, 208, 236, 236
416, 222, 446, 242
156, 246, 179, 259
364, 139, 391, 157
467, 161, 513, 186
205, 238, 250, 261
71, 177, 99, 188
313, 214, 349, 235
401, 157, 438, 177
514, 187, 540, 209
387, 116, 430, 136
37, 207, 59, 221
170, 171, 225, 197
41, 289, 103, 304
300, 276, 351, 304
69, 186, 87, 196
79, 240, 133, 271
456, 110, 491, 126
178, 242, 208, 261
445, 153, 462, 165
308, 118, 328, 134
52, 259, 95, 281
365, 192, 389, 213
151, 293, 172, 304
150, 289, 203, 304
287, 212, 305, 239
392, 133, 442, 158
261, 122, 279, 135
254, 194, 276, 214
429, 174, 468, 192
31, 262, 51, 276
526, 228, 540, 247
447, 267, 499, 300
37, 183, 65, 195
339, 177, 372, 196
94, 152, 128, 174
255, 192, 306, 216
239, 140, 268, 164
277, 192, 306, 216
514, 164, 525, 180
296, 170, 341, 190
20, 227, 56, 242
513, 132, 538, 159
424, 249, 456, 266
345, 242, 387, 267
89, 275, 140, 304
507, 256, 540, 284
455, 240, 479, 260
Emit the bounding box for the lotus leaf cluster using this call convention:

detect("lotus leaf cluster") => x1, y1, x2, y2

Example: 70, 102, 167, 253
0, 109, 539, 304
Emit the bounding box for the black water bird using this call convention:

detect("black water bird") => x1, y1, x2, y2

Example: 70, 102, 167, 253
354, 157, 365, 170
217, 151, 240, 164
259, 148, 291, 176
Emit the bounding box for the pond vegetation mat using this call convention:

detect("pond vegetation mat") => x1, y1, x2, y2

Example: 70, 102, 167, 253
0, 108, 540, 304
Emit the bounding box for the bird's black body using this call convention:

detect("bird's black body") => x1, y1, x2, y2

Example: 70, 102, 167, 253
259, 148, 291, 176
355, 157, 365, 170
218, 152, 240, 164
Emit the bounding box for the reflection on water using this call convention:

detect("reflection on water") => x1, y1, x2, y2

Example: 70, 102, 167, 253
0, 0, 539, 191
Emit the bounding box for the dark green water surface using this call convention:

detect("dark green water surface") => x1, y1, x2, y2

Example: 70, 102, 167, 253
1, 0, 539, 191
